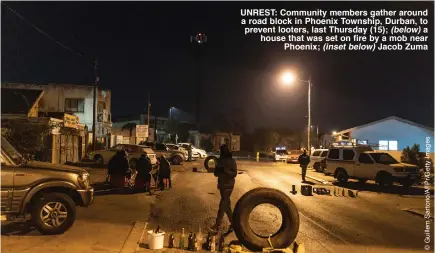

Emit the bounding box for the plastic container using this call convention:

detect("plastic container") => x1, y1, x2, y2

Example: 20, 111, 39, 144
147, 230, 165, 250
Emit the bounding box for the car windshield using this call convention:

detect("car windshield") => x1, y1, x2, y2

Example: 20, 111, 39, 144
277, 150, 288, 155
290, 150, 303, 155
369, 153, 398, 164
1, 137, 24, 165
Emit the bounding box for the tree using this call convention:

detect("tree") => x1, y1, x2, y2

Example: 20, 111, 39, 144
121, 122, 137, 137
401, 144, 426, 168
2, 119, 59, 161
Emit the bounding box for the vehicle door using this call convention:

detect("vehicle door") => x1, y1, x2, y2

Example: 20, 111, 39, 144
354, 153, 376, 179
341, 149, 356, 176
310, 150, 321, 167
1, 151, 15, 214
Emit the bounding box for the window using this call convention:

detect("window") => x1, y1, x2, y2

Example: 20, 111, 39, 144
328, 149, 339, 159
124, 145, 136, 153
65, 98, 85, 113
370, 153, 398, 164
379, 140, 389, 151
343, 150, 355, 161
379, 140, 398, 151
155, 143, 166, 151
320, 151, 328, 157
110, 144, 122, 151
359, 153, 374, 164
388, 141, 398, 151
312, 151, 321, 156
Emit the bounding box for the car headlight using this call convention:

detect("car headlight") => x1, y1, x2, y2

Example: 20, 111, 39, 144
394, 167, 404, 172
78, 173, 90, 189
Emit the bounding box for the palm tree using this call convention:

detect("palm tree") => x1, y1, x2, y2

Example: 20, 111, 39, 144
122, 122, 137, 137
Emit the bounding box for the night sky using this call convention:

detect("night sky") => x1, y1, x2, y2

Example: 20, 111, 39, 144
2, 1, 434, 133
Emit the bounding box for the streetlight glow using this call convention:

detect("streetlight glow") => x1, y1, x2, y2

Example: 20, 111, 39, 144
281, 72, 295, 85
332, 131, 337, 135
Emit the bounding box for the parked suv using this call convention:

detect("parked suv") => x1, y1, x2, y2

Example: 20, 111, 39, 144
90, 144, 157, 168
325, 146, 420, 187
1, 136, 94, 234
309, 149, 328, 172
149, 143, 186, 165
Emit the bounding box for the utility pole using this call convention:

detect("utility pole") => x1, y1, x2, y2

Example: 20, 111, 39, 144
147, 92, 151, 142
92, 57, 99, 152
307, 77, 312, 154
190, 32, 207, 131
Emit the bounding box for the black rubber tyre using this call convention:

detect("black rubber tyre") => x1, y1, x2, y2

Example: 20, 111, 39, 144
129, 158, 138, 169
31, 192, 77, 235
204, 156, 218, 172
171, 155, 182, 165
336, 169, 349, 184
94, 154, 104, 164
376, 172, 393, 187
232, 188, 299, 252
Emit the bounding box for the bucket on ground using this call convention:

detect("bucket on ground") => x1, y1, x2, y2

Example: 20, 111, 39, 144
147, 230, 165, 250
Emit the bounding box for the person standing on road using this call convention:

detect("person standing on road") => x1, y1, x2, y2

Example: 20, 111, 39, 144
136, 153, 152, 192
298, 149, 310, 182
187, 145, 193, 162
107, 150, 130, 187
210, 144, 237, 234
158, 155, 171, 190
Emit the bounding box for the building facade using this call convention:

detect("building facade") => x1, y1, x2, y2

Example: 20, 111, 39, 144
334, 116, 434, 161
2, 83, 112, 148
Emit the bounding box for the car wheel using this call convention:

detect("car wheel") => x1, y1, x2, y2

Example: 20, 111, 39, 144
336, 169, 349, 184
400, 179, 414, 188
233, 188, 299, 252
129, 158, 138, 169
94, 155, 103, 164
376, 172, 393, 187
31, 192, 76, 235
171, 155, 182, 165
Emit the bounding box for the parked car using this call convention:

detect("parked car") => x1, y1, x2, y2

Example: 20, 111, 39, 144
273, 150, 289, 162
165, 144, 189, 157
309, 149, 328, 172
1, 136, 94, 234
147, 143, 186, 165
177, 143, 204, 159
324, 146, 420, 187
287, 150, 303, 163
89, 144, 157, 168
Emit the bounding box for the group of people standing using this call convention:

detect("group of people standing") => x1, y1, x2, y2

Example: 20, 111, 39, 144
106, 150, 172, 192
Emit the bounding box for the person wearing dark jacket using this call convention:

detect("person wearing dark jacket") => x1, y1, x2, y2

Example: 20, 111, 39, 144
158, 155, 171, 190
107, 150, 130, 187
136, 153, 152, 191
298, 149, 310, 182
210, 144, 237, 233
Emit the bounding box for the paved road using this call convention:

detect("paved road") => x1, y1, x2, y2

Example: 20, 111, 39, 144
1, 160, 433, 253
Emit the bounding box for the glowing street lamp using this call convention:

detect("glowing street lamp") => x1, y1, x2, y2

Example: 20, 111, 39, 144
280, 71, 313, 153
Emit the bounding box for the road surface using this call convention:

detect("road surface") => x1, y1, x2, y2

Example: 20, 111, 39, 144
1, 160, 433, 253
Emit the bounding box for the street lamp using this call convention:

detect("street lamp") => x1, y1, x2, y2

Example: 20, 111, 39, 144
169, 107, 174, 120
280, 71, 313, 154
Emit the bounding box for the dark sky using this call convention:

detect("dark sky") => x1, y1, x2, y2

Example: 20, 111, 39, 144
2, 1, 434, 133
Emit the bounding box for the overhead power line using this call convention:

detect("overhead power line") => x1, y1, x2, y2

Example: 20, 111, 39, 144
2, 2, 84, 58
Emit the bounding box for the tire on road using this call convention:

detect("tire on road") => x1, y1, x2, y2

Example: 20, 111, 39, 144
232, 188, 299, 252
31, 192, 77, 235
171, 155, 182, 165
313, 162, 320, 172
94, 154, 104, 164
204, 156, 218, 173
376, 171, 393, 187
336, 168, 349, 184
